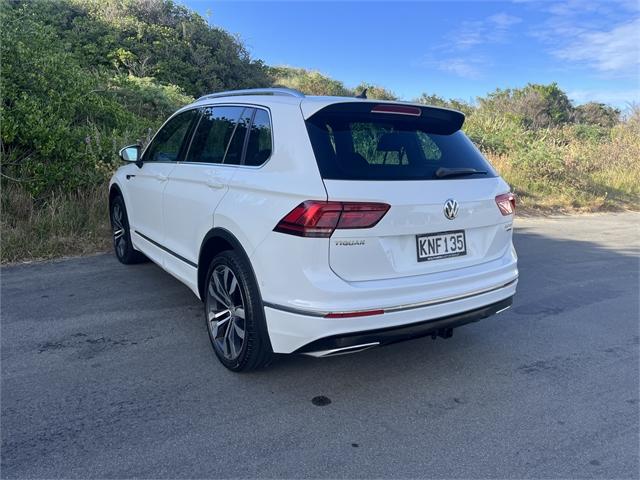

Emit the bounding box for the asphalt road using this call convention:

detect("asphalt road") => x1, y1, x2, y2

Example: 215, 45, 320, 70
1, 213, 639, 479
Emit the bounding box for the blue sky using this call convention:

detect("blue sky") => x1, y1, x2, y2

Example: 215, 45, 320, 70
183, 0, 640, 108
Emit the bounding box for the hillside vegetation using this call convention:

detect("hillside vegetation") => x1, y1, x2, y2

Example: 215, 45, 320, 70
1, 0, 638, 263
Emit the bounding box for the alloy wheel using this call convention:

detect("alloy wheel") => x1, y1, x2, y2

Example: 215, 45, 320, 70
206, 265, 246, 360
111, 203, 127, 259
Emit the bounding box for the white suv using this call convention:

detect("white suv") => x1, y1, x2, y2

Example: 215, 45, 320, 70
109, 88, 518, 371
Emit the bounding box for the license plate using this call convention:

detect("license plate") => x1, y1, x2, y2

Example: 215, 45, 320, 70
416, 230, 467, 262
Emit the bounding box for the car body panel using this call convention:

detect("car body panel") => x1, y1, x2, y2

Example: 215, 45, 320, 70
162, 162, 236, 294
325, 177, 513, 281
264, 278, 517, 353
124, 162, 176, 266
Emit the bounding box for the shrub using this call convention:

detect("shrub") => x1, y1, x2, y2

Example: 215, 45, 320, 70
463, 112, 530, 155
269, 66, 352, 96
0, 1, 194, 198
478, 83, 574, 129
353, 82, 398, 100
574, 102, 620, 128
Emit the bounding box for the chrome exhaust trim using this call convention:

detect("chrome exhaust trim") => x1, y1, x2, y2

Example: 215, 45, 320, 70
495, 305, 512, 314
302, 342, 380, 358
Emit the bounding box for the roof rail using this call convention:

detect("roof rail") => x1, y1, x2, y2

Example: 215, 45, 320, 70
197, 88, 305, 102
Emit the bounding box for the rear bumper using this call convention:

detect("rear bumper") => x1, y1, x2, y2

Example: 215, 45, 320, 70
252, 232, 518, 317
264, 276, 517, 353
297, 296, 513, 356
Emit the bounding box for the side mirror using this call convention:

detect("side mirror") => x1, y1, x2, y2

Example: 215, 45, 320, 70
119, 145, 140, 163
120, 145, 144, 168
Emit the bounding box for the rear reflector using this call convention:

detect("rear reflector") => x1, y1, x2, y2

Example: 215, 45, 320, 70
325, 309, 385, 319
274, 201, 390, 238
495, 192, 516, 216
371, 104, 422, 116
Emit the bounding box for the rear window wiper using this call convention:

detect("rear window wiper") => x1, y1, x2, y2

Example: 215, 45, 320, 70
435, 167, 488, 178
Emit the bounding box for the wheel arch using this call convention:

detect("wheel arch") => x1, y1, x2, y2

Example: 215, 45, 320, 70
108, 183, 124, 211
197, 228, 256, 301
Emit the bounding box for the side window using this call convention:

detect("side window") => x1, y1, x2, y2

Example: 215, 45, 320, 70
144, 110, 197, 162
244, 109, 272, 167
186, 106, 245, 164
224, 108, 253, 165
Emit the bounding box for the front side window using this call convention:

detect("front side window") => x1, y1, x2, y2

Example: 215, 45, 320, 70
144, 109, 197, 162
244, 109, 272, 167
186, 106, 247, 164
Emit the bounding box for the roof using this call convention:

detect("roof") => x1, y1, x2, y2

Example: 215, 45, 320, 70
188, 88, 464, 120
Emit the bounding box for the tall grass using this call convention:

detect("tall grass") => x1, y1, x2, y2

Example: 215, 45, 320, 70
1, 184, 111, 263
487, 121, 640, 212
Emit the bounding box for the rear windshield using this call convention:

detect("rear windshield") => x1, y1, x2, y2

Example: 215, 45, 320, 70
306, 103, 496, 181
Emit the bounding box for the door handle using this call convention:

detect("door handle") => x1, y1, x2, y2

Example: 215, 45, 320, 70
154, 174, 168, 182
207, 176, 225, 189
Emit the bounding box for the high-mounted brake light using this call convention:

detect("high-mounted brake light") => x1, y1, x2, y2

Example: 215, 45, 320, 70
371, 104, 422, 116
495, 192, 516, 216
273, 201, 390, 238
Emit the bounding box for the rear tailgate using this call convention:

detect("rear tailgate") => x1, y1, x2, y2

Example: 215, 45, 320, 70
325, 177, 513, 281
304, 100, 514, 283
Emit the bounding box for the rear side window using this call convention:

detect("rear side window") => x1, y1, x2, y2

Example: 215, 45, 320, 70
224, 108, 253, 165
306, 103, 495, 180
186, 106, 246, 164
244, 109, 272, 167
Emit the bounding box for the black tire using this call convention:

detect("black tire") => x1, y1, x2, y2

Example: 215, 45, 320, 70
204, 250, 273, 372
110, 196, 147, 265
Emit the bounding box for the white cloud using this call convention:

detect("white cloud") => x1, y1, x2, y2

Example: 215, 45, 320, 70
436, 59, 483, 79
418, 11, 520, 78
454, 22, 484, 50
488, 13, 523, 29
417, 56, 485, 80
568, 88, 640, 106
529, 0, 640, 78
451, 13, 523, 51
554, 19, 640, 76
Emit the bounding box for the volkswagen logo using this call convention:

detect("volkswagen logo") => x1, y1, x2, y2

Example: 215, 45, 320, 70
443, 199, 459, 220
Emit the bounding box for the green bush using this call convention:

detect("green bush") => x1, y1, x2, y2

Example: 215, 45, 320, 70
1, 2, 137, 195
463, 112, 530, 155
269, 66, 352, 96
0, 0, 245, 198
108, 75, 193, 122
23, 0, 270, 97
478, 82, 574, 129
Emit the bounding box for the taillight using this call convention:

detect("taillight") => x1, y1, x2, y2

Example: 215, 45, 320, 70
273, 201, 390, 238
495, 192, 516, 216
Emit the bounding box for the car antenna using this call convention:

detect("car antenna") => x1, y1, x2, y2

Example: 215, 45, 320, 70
355, 88, 368, 99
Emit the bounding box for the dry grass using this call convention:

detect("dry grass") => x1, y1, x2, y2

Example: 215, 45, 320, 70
488, 122, 640, 213
1, 184, 111, 264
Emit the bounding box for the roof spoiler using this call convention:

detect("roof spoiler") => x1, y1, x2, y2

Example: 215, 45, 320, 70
305, 102, 465, 134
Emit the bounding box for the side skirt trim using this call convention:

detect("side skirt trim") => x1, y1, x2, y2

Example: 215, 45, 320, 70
133, 230, 197, 268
